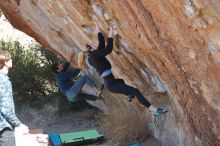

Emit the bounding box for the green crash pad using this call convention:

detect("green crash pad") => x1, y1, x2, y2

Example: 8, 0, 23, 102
60, 129, 104, 145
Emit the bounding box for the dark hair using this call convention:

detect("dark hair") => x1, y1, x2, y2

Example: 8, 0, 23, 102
86, 44, 92, 51
51, 63, 59, 73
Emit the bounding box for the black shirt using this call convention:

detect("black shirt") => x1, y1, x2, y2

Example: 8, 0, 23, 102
88, 32, 113, 75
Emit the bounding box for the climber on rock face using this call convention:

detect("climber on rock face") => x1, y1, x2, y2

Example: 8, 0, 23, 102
51, 60, 102, 103
78, 23, 168, 116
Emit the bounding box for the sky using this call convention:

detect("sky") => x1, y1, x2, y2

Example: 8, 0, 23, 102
0, 15, 35, 46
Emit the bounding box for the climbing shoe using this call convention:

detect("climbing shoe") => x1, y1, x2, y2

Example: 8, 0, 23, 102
128, 95, 135, 102
153, 108, 168, 116
97, 84, 104, 97
96, 95, 104, 100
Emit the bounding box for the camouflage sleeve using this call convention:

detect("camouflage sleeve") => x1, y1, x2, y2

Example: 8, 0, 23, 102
0, 82, 21, 127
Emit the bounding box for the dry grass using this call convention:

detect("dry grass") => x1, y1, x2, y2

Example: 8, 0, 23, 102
101, 108, 151, 144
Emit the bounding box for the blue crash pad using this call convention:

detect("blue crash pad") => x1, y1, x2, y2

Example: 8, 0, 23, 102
48, 134, 62, 146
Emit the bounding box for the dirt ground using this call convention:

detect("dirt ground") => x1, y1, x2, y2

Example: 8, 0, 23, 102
15, 94, 161, 146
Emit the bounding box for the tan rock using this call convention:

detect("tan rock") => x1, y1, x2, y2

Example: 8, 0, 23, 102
1, 0, 219, 145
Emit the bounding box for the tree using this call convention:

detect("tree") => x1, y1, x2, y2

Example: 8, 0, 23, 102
0, 39, 62, 97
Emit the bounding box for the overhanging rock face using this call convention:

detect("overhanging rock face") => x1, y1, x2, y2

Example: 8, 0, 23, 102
0, 0, 220, 145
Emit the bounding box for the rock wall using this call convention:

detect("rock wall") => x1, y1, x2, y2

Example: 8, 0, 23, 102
0, 0, 219, 145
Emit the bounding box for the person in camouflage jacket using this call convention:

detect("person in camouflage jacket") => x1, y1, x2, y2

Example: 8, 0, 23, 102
0, 51, 29, 146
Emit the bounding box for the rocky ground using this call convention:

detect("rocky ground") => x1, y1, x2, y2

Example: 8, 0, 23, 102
15, 94, 161, 146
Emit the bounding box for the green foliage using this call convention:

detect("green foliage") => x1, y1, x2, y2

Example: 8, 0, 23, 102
0, 39, 62, 96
